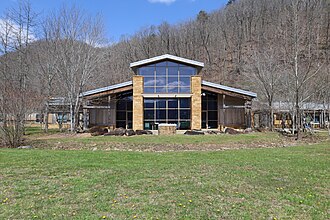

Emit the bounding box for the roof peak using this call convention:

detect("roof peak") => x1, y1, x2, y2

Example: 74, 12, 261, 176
130, 54, 204, 68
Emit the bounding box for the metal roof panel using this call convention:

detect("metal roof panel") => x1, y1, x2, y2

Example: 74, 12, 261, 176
80, 81, 132, 97
202, 80, 257, 98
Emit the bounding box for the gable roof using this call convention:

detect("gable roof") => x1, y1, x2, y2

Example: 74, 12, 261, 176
80, 81, 132, 97
202, 80, 257, 98
130, 54, 204, 68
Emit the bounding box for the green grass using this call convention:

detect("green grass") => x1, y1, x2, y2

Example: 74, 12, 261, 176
1, 142, 329, 219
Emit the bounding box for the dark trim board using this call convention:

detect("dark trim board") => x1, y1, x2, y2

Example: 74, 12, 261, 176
83, 85, 133, 99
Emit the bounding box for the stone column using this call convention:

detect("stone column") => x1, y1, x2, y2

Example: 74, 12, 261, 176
133, 76, 144, 130
191, 76, 202, 130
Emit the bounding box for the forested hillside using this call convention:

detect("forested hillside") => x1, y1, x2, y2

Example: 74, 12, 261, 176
102, 0, 329, 91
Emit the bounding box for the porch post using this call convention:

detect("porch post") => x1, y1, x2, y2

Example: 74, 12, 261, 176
133, 76, 144, 130
191, 76, 202, 130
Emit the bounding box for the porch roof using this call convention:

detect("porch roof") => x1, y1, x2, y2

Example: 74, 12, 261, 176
80, 81, 132, 98
202, 81, 257, 98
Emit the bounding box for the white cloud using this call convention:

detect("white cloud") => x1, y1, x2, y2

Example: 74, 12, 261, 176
148, 0, 176, 5
0, 18, 36, 49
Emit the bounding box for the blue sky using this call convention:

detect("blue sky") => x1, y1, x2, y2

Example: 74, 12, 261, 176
0, 0, 227, 42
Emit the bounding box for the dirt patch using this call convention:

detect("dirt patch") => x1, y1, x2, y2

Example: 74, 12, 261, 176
35, 133, 91, 140
25, 132, 328, 152
30, 137, 302, 152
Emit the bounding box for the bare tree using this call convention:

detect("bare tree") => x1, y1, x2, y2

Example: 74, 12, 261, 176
280, 0, 325, 139
246, 47, 282, 130
43, 5, 107, 131
33, 39, 60, 132
0, 0, 39, 147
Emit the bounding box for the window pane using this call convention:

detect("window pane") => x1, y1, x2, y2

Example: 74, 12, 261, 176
168, 110, 178, 119
155, 77, 166, 86
139, 67, 154, 76
116, 111, 126, 120
180, 98, 190, 108
127, 112, 132, 121
144, 77, 155, 87
208, 121, 218, 129
208, 111, 218, 120
202, 100, 207, 110
167, 87, 178, 93
202, 112, 207, 121
144, 99, 154, 108
156, 67, 166, 76
168, 77, 179, 87
156, 61, 167, 67
144, 110, 154, 120
127, 121, 132, 129
180, 110, 191, 119
167, 61, 179, 67
179, 121, 190, 130
156, 110, 166, 119
179, 77, 190, 87
116, 121, 126, 128
127, 101, 132, 110
208, 94, 217, 101
156, 87, 166, 93
180, 66, 196, 76
168, 67, 179, 76
179, 87, 190, 93
117, 101, 126, 110
208, 101, 217, 110
168, 99, 178, 108
156, 99, 166, 108
144, 87, 154, 93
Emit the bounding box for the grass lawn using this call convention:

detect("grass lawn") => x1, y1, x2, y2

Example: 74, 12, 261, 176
1, 141, 329, 219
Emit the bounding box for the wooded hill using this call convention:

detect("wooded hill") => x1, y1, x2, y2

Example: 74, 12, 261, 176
102, 0, 329, 92
1, 0, 329, 102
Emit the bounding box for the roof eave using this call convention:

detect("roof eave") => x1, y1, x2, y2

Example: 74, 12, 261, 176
80, 81, 133, 97
202, 80, 257, 98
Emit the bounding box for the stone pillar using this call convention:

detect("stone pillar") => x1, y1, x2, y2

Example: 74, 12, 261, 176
191, 76, 201, 130
133, 76, 144, 130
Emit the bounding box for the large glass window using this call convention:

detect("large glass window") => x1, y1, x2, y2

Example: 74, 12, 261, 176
116, 92, 133, 129
144, 98, 191, 130
138, 61, 196, 94
202, 91, 218, 129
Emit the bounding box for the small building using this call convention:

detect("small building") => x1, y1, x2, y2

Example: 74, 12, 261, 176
253, 101, 330, 129
81, 54, 257, 130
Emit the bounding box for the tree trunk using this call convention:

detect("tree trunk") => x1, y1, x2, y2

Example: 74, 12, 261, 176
295, 89, 301, 140
70, 102, 74, 132
44, 101, 49, 133
269, 100, 274, 131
